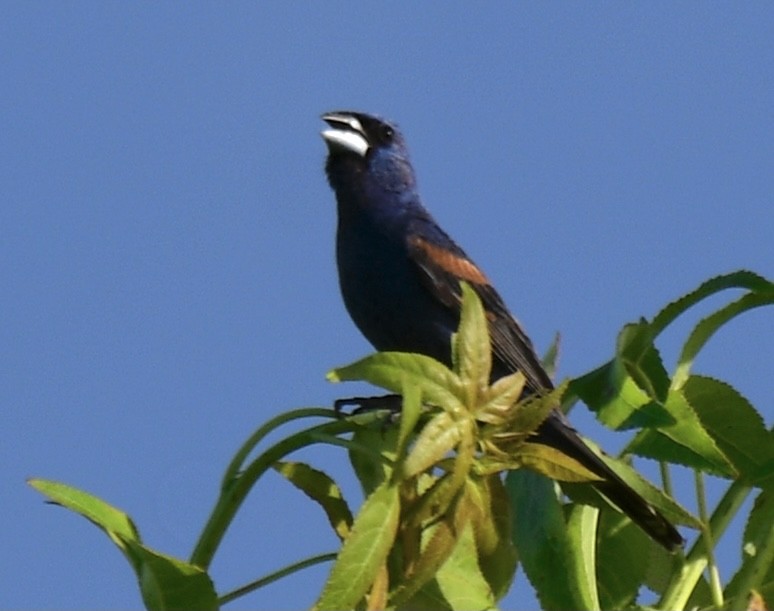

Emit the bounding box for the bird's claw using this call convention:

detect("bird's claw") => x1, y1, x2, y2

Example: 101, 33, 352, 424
333, 393, 403, 417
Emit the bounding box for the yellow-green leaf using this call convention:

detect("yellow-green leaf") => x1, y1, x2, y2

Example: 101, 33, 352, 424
328, 352, 464, 413
516, 442, 602, 483
465, 475, 518, 600
274, 461, 353, 540
434, 519, 495, 609
454, 282, 492, 406
397, 380, 423, 459
27, 479, 217, 611
476, 371, 527, 425
315, 482, 400, 611
28, 478, 141, 566
403, 411, 462, 478
506, 382, 568, 437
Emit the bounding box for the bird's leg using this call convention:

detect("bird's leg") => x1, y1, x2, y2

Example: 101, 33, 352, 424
333, 393, 403, 417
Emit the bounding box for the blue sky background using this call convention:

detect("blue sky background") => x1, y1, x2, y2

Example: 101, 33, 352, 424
3, 4, 772, 610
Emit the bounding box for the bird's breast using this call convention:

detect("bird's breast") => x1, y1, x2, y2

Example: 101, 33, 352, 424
336, 215, 457, 364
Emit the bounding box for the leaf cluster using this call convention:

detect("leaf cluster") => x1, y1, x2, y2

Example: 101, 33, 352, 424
29, 271, 774, 610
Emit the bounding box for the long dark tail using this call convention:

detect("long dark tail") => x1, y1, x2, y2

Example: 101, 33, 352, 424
536, 410, 684, 551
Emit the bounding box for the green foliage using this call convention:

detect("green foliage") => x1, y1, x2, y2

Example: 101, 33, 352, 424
29, 270, 774, 609
27, 479, 218, 611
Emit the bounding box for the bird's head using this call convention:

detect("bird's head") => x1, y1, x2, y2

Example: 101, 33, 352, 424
321, 111, 418, 203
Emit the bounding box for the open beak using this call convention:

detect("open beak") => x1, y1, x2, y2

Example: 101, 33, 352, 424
321, 112, 369, 157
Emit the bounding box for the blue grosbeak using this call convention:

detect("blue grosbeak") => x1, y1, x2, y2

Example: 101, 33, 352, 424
321, 110, 683, 551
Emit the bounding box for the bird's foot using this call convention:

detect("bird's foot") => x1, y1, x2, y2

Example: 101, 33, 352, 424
333, 393, 403, 417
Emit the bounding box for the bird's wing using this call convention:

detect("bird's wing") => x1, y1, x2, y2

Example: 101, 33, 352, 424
406, 230, 554, 390
406, 226, 685, 552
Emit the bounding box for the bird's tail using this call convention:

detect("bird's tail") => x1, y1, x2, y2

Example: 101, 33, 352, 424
536, 411, 684, 551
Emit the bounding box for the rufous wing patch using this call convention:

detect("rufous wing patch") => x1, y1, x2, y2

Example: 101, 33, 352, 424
410, 237, 489, 285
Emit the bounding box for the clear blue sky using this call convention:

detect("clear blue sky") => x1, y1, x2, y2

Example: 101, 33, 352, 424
3, 4, 772, 610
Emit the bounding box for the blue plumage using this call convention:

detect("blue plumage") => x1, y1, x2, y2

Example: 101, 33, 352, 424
321, 110, 683, 551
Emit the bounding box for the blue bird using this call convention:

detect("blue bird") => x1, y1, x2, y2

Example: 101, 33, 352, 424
321, 110, 683, 551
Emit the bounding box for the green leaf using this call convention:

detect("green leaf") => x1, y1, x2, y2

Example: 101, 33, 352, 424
222, 407, 338, 488
433, 520, 495, 610
28, 479, 217, 611
397, 380, 423, 459
595, 510, 653, 610
751, 463, 774, 492
561, 449, 698, 533
565, 504, 601, 611
650, 270, 774, 337
485, 384, 569, 458
615, 401, 677, 431
574, 271, 774, 435
328, 352, 464, 413
593, 448, 699, 528
403, 411, 463, 478
725, 490, 774, 608
454, 282, 492, 406
627, 388, 737, 477
506, 470, 597, 611
274, 462, 353, 541
464, 476, 518, 601
672, 291, 774, 388
542, 332, 561, 380
395, 491, 496, 610
571, 361, 675, 431
474, 371, 527, 425
395, 582, 452, 610
641, 535, 714, 609
680, 568, 717, 611
616, 321, 671, 403
28, 479, 141, 550
128, 542, 218, 611
505, 383, 568, 436
516, 442, 602, 483
392, 493, 474, 606
315, 482, 400, 611
644, 551, 716, 611
407, 472, 461, 529
683, 376, 774, 486
349, 421, 399, 497
407, 415, 476, 529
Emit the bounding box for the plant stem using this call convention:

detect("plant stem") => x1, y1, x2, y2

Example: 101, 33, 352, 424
222, 407, 336, 488
695, 471, 723, 608
660, 461, 673, 498
728, 500, 774, 611
218, 552, 337, 605
658, 479, 751, 610
190, 418, 356, 568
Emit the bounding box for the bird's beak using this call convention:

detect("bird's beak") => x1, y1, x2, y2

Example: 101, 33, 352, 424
321, 112, 369, 157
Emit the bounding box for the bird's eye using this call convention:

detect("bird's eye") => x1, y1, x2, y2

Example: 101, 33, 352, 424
380, 125, 394, 142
